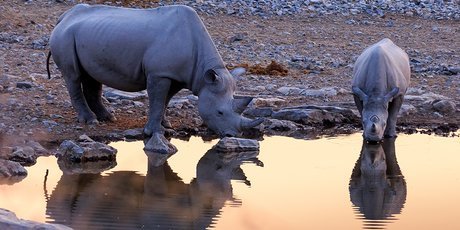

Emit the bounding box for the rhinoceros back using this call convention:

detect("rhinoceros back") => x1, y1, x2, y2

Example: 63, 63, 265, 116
50, 4, 219, 92
352, 38, 410, 97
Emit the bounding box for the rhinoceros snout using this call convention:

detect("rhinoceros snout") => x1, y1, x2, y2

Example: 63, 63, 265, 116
363, 135, 383, 144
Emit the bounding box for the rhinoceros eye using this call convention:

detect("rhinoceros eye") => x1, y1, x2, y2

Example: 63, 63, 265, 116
217, 111, 224, 116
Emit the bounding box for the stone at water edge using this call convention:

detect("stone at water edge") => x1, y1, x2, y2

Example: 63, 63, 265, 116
432, 99, 456, 114
8, 146, 37, 166
57, 140, 117, 162
0, 159, 27, 178
215, 137, 260, 152
0, 208, 72, 230
123, 128, 144, 140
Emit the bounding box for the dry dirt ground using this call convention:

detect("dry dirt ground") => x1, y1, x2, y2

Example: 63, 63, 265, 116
0, 1, 459, 151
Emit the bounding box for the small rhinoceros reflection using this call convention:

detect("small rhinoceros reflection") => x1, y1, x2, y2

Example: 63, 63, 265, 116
349, 138, 406, 221
45, 148, 261, 229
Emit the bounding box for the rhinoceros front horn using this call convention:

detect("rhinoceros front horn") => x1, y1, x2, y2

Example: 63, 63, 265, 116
240, 117, 265, 130
233, 95, 253, 114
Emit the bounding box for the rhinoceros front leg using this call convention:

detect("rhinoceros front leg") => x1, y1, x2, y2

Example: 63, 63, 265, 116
384, 95, 403, 138
143, 77, 177, 154
161, 84, 182, 129
62, 72, 98, 124
81, 74, 116, 122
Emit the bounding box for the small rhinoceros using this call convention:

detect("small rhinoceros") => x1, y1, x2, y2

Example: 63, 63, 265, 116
48, 4, 263, 154
352, 38, 410, 142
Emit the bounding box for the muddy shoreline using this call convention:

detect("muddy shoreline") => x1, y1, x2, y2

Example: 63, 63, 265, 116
1, 0, 459, 154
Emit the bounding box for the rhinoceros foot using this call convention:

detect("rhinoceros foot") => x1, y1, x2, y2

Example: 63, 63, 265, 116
96, 111, 117, 122
77, 112, 99, 125
143, 133, 178, 155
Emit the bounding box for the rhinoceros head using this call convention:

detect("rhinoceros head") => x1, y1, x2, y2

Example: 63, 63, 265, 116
360, 141, 387, 181
353, 87, 399, 142
198, 68, 264, 137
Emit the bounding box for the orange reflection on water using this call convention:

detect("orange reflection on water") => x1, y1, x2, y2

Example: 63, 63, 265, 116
0, 133, 458, 230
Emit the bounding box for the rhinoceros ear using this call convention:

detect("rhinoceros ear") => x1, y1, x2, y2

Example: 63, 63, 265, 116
233, 95, 253, 114
384, 87, 399, 102
352, 86, 369, 102
204, 69, 220, 84
230, 67, 246, 78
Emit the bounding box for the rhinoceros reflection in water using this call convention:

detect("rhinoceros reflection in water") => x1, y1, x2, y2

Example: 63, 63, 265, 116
46, 148, 261, 229
349, 138, 407, 226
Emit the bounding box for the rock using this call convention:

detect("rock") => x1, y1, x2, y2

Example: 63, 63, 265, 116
50, 114, 64, 119
447, 66, 460, 74
276, 86, 303, 96
228, 33, 247, 43
301, 87, 338, 97
123, 128, 144, 139
103, 87, 147, 101
0, 159, 27, 180
8, 146, 37, 166
133, 101, 144, 107
243, 107, 274, 117
251, 97, 286, 107
398, 104, 417, 117
168, 98, 194, 109
215, 137, 259, 152
272, 105, 358, 124
186, 95, 199, 101
16, 82, 33, 89
272, 108, 336, 124
404, 92, 449, 102
57, 140, 117, 162
265, 119, 298, 132
42, 120, 59, 129
25, 140, 49, 155
31, 36, 49, 50
57, 140, 84, 161
78, 134, 94, 142
406, 87, 425, 95
432, 99, 456, 114
0, 208, 72, 230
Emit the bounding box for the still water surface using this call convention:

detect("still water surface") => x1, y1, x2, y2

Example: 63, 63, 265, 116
0, 133, 459, 229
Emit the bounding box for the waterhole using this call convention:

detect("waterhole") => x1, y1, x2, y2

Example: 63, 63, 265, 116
1, 133, 459, 229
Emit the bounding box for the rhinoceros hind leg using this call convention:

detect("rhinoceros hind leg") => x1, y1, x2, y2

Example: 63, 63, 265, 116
62, 70, 98, 124
384, 95, 403, 137
144, 133, 178, 155
81, 74, 116, 122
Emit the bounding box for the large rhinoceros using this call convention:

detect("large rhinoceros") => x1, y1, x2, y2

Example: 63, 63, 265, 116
48, 4, 263, 154
351, 38, 410, 142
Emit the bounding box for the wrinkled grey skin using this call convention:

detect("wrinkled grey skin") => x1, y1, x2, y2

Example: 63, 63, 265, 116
352, 38, 410, 142
49, 4, 263, 153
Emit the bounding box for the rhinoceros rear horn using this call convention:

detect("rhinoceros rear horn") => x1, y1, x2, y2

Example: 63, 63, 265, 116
233, 95, 253, 114
240, 117, 265, 130
384, 87, 399, 102
352, 86, 369, 102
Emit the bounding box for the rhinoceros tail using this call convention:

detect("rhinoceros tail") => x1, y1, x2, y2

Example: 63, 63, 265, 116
46, 51, 51, 79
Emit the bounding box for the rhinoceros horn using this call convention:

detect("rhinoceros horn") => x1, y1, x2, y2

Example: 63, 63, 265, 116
233, 95, 253, 114
240, 117, 265, 129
